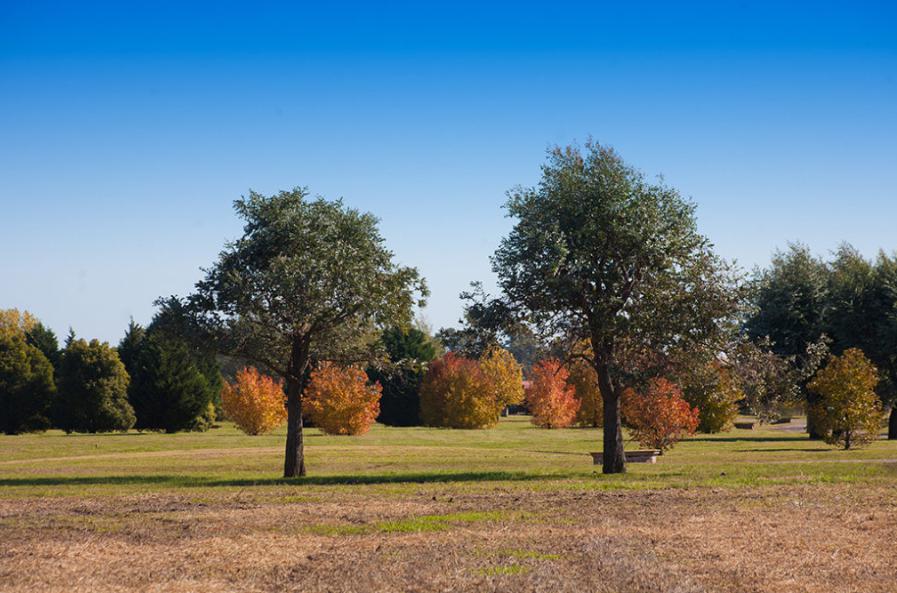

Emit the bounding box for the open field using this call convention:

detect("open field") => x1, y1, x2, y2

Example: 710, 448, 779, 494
2, 417, 897, 592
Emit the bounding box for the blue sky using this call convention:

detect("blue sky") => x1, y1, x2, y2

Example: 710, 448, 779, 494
2, 1, 896, 343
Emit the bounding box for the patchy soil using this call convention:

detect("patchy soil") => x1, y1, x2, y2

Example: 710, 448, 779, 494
1, 484, 895, 593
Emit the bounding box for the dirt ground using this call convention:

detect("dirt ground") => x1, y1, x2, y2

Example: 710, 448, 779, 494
2, 484, 895, 593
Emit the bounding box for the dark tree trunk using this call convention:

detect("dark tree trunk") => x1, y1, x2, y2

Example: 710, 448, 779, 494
889, 407, 897, 440
805, 394, 823, 440
595, 358, 625, 474
283, 337, 310, 478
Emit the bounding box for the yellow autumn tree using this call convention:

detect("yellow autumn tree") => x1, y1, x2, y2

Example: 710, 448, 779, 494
479, 346, 525, 412
808, 348, 884, 450
568, 359, 603, 427
420, 353, 497, 428
305, 363, 382, 435
221, 367, 287, 435
0, 309, 37, 338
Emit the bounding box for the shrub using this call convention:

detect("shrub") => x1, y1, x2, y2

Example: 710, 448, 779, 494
305, 363, 382, 435
622, 378, 698, 452
480, 346, 525, 411
0, 330, 55, 434
420, 353, 497, 428
677, 362, 741, 433
568, 359, 602, 427
527, 359, 579, 428
55, 338, 135, 433
808, 348, 883, 449
221, 367, 287, 435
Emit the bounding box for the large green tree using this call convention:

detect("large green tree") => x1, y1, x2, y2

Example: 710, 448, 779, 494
0, 330, 55, 434
171, 189, 427, 476
55, 338, 135, 433
492, 142, 740, 473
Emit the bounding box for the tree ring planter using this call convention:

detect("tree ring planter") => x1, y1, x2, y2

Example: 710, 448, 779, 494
590, 450, 660, 464
734, 421, 756, 430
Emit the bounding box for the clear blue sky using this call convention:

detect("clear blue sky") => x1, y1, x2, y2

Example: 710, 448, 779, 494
2, 1, 896, 344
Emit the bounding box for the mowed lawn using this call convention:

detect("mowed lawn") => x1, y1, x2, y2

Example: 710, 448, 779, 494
2, 417, 897, 592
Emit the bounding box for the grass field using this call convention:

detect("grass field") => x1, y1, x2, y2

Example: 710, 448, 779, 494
2, 417, 896, 592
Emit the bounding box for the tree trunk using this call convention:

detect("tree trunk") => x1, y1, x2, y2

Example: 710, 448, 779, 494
805, 395, 823, 440
889, 407, 897, 440
283, 337, 310, 478
595, 359, 625, 474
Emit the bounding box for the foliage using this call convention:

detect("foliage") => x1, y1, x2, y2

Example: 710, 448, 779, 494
0, 309, 37, 337
479, 346, 525, 410
368, 361, 425, 426
526, 359, 579, 429
305, 362, 382, 435
420, 353, 498, 429
381, 325, 440, 363
25, 322, 60, 370
491, 142, 741, 471
622, 378, 699, 452
808, 349, 883, 449
55, 338, 135, 433
568, 359, 602, 428
167, 188, 427, 476
221, 367, 287, 435
0, 330, 56, 434
687, 364, 741, 433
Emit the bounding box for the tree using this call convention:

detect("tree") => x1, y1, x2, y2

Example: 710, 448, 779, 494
622, 378, 699, 452
808, 349, 883, 449
492, 142, 739, 472
305, 363, 382, 435
169, 189, 426, 476
221, 367, 287, 435
672, 357, 740, 433
25, 322, 60, 370
527, 359, 579, 428
55, 338, 134, 433
568, 359, 602, 428
420, 353, 497, 428
0, 330, 55, 434
369, 324, 438, 426
479, 346, 525, 412
732, 339, 801, 425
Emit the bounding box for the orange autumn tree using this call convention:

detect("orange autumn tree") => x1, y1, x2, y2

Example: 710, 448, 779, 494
222, 367, 287, 435
305, 362, 382, 436
527, 359, 579, 428
420, 353, 497, 428
622, 378, 698, 452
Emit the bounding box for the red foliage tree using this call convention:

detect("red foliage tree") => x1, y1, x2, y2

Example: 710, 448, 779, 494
526, 359, 580, 428
622, 378, 699, 452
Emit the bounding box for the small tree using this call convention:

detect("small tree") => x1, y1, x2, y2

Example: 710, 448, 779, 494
568, 359, 602, 428
808, 349, 883, 449
305, 363, 381, 435
55, 338, 134, 433
0, 331, 55, 434
222, 367, 287, 435
420, 353, 496, 428
479, 346, 525, 412
527, 359, 579, 429
622, 378, 698, 452
677, 361, 740, 433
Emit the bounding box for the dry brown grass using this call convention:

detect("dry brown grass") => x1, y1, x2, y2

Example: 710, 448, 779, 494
2, 484, 895, 593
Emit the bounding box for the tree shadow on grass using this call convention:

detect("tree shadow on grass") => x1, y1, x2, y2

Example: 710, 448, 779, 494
686, 436, 806, 443
0, 471, 550, 488
735, 448, 832, 453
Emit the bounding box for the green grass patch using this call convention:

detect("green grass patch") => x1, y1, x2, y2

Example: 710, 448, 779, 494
309, 510, 524, 536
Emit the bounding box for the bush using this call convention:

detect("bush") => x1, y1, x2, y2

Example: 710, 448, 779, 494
480, 346, 525, 411
808, 348, 883, 449
305, 363, 382, 435
0, 330, 55, 434
622, 378, 698, 452
527, 359, 579, 428
420, 353, 497, 428
568, 359, 602, 427
677, 362, 741, 433
55, 339, 135, 433
221, 367, 287, 435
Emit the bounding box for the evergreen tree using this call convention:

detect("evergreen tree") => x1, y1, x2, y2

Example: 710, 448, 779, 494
55, 338, 134, 433
25, 322, 60, 370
